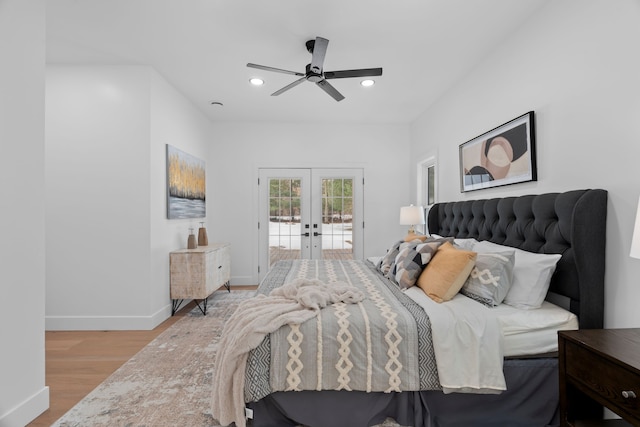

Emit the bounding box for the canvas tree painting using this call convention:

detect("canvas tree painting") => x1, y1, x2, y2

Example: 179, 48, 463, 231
166, 144, 206, 219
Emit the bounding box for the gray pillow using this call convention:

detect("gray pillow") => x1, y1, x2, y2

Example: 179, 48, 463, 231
460, 250, 515, 307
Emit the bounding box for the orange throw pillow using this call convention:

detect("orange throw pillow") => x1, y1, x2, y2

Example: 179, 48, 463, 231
417, 241, 477, 303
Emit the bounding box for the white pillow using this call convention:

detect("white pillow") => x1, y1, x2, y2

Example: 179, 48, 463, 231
453, 237, 478, 250
472, 240, 561, 309
429, 234, 478, 250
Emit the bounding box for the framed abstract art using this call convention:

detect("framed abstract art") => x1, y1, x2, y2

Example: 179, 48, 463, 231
459, 111, 536, 192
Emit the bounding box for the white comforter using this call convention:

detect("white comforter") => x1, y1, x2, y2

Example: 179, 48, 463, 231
404, 287, 507, 394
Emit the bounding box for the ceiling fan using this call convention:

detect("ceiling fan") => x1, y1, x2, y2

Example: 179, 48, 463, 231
247, 36, 382, 102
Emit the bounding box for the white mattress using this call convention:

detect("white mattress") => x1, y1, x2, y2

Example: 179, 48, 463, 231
366, 256, 578, 357
403, 288, 578, 357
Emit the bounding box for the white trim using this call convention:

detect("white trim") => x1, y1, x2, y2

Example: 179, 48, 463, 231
45, 304, 172, 331
0, 386, 49, 427
416, 155, 437, 206
417, 154, 438, 234
229, 275, 254, 286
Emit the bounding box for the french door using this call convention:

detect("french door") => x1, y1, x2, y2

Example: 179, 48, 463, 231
258, 168, 363, 280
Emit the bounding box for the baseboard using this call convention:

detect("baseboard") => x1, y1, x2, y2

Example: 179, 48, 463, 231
150, 303, 173, 328
0, 386, 49, 427
230, 275, 256, 286
45, 304, 172, 331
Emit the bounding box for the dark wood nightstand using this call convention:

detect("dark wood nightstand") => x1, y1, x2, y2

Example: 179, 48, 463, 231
559, 329, 640, 426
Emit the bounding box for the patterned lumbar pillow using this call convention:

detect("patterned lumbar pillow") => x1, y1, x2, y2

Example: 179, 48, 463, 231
379, 240, 404, 275
417, 242, 477, 303
393, 240, 444, 289
460, 250, 515, 307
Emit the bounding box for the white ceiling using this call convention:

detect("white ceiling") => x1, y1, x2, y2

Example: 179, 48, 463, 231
46, 0, 550, 125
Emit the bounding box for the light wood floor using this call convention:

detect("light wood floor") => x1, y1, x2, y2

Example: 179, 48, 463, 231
28, 286, 257, 427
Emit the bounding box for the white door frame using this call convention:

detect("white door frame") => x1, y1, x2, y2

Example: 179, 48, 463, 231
417, 155, 437, 234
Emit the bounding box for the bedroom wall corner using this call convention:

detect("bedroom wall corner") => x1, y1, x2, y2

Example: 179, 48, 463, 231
209, 122, 412, 285
45, 65, 213, 330
149, 69, 213, 323
45, 65, 153, 330
0, 0, 49, 425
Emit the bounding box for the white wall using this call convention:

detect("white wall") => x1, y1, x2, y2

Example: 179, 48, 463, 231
410, 0, 640, 328
0, 1, 49, 426
149, 70, 213, 313
46, 66, 152, 329
210, 122, 411, 284
46, 66, 212, 330
45, 66, 410, 326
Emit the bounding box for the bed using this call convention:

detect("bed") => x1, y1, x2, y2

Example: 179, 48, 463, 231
215, 189, 607, 427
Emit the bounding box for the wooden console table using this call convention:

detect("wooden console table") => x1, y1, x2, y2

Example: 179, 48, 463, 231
559, 328, 640, 426
169, 242, 231, 315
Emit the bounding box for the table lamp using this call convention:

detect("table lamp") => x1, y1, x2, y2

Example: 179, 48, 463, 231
400, 204, 425, 241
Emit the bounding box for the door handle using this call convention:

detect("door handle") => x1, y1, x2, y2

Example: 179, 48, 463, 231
301, 232, 310, 237
313, 232, 322, 236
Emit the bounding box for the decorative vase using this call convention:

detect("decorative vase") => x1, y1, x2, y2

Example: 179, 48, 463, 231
198, 222, 208, 246
187, 228, 198, 249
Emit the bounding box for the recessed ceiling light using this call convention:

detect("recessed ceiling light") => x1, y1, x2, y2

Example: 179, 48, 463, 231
361, 79, 375, 87
250, 77, 264, 86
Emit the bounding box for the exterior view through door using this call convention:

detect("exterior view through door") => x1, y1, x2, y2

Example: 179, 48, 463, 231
258, 168, 363, 280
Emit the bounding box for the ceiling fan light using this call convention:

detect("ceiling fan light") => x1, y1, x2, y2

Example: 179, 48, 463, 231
360, 79, 375, 87
249, 77, 264, 86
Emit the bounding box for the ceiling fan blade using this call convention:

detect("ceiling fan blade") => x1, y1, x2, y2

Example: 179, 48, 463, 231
247, 63, 304, 77
324, 67, 383, 79
310, 37, 329, 74
316, 79, 345, 102
271, 77, 306, 96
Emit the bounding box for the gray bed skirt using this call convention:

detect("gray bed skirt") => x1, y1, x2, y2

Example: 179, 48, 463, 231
248, 357, 560, 427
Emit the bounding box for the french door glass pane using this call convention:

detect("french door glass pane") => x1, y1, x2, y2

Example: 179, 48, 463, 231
269, 178, 302, 266
321, 178, 353, 260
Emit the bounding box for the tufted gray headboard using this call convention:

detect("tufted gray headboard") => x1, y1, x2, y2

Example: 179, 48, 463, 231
427, 189, 607, 329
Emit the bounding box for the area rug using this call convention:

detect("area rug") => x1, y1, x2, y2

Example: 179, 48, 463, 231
52, 289, 403, 427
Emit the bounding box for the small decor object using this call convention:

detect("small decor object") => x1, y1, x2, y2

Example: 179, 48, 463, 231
459, 111, 536, 192
198, 222, 208, 246
166, 144, 206, 219
187, 228, 198, 249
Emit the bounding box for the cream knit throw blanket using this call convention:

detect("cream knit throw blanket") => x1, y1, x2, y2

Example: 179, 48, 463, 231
211, 278, 365, 427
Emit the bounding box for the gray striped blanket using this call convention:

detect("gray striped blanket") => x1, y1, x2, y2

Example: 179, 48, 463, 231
244, 259, 440, 402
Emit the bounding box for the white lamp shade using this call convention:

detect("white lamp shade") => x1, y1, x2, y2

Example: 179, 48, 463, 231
631, 196, 640, 259
399, 205, 425, 225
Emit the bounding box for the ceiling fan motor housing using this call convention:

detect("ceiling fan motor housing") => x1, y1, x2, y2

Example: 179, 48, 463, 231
305, 64, 323, 82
